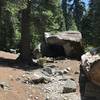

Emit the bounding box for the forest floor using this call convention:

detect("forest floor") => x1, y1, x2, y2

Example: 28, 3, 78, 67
0, 51, 100, 100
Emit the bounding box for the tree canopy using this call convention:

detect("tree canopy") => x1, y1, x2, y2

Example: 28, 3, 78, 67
0, 0, 100, 64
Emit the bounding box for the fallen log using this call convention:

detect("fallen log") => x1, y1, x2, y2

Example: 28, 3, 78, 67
81, 50, 100, 86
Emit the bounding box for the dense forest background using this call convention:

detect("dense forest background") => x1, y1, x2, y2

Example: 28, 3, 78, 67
0, 0, 100, 63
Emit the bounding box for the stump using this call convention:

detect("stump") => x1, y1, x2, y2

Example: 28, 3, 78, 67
81, 51, 100, 86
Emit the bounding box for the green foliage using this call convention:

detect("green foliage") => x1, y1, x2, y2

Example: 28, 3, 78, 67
84, 45, 94, 52
81, 0, 100, 46
62, 0, 85, 31
1, 0, 100, 51
93, 0, 100, 45
69, 19, 78, 31
0, 10, 15, 50
30, 0, 66, 47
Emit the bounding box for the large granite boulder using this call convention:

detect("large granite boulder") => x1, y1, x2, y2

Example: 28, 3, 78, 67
45, 31, 82, 44
33, 31, 84, 59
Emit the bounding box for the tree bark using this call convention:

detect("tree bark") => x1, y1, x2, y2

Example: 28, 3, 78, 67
17, 0, 33, 64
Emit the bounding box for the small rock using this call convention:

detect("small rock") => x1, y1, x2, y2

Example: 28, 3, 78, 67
63, 69, 69, 74
66, 67, 71, 72
22, 74, 26, 77
23, 80, 29, 84
9, 75, 14, 81
37, 57, 54, 66
46, 57, 54, 63
0, 81, 10, 91
54, 70, 63, 76
32, 59, 38, 63
63, 93, 81, 100
45, 96, 50, 100
74, 71, 80, 74
42, 67, 53, 75
46, 65, 57, 68
9, 49, 16, 54
16, 77, 21, 81
23, 75, 51, 84
34, 96, 39, 100
63, 79, 77, 93
32, 77, 51, 84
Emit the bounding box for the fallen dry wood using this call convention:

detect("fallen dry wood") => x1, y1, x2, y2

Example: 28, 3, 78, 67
81, 51, 100, 86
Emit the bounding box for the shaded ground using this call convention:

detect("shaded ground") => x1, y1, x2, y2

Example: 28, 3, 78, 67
0, 51, 100, 100
0, 51, 45, 100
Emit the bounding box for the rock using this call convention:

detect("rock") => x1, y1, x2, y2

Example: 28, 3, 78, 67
81, 51, 100, 68
9, 49, 17, 54
37, 58, 46, 66
81, 50, 100, 86
64, 67, 71, 74
48, 95, 64, 100
66, 67, 71, 72
16, 77, 21, 81
63, 79, 77, 93
63, 69, 69, 74
34, 96, 39, 100
41, 31, 84, 59
46, 65, 57, 68
63, 93, 81, 100
74, 71, 80, 74
45, 96, 50, 100
45, 31, 82, 44
30, 77, 51, 84
32, 43, 42, 59
54, 70, 64, 76
23, 77, 50, 84
54, 68, 71, 76
9, 75, 14, 81
32, 59, 38, 63
0, 81, 10, 91
42, 67, 53, 75
37, 57, 54, 66
45, 57, 54, 63
23, 70, 51, 84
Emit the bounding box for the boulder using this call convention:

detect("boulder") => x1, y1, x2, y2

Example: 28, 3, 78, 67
45, 31, 82, 44
23, 70, 51, 84
43, 31, 84, 59
33, 31, 84, 59
63, 79, 77, 93
81, 47, 100, 86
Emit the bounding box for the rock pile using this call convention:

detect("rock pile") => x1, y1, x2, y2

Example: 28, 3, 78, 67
21, 65, 79, 100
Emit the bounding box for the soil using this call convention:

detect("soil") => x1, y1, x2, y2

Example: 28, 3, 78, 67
0, 51, 100, 100
0, 51, 45, 100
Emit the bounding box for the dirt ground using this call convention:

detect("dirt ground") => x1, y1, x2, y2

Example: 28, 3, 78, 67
0, 51, 99, 100
0, 51, 45, 100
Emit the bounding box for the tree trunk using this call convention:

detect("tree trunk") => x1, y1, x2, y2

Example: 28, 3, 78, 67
81, 52, 100, 86
17, 0, 33, 64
